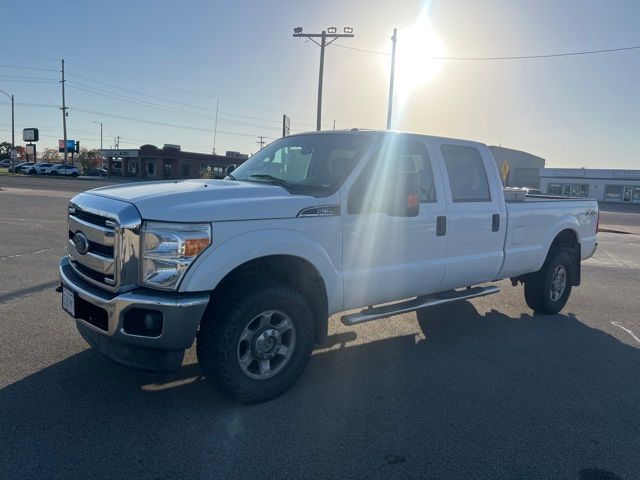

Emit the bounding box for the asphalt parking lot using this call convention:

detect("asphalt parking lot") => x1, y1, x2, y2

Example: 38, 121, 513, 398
1, 176, 639, 480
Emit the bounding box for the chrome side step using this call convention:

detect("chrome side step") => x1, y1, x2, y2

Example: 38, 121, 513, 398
340, 285, 500, 326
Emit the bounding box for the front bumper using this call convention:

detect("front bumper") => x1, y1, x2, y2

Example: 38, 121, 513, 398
59, 256, 209, 372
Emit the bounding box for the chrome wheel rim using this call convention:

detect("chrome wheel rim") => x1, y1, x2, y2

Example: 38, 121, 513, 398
237, 310, 296, 380
549, 264, 567, 302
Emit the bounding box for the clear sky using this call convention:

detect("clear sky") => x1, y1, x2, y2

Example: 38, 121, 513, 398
1, 0, 639, 167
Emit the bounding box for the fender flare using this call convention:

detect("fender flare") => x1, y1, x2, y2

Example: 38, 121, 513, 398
179, 228, 343, 314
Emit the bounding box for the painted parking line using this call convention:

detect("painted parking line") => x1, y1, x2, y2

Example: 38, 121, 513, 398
611, 322, 640, 345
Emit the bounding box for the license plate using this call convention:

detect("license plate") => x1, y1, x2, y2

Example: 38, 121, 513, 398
62, 287, 76, 317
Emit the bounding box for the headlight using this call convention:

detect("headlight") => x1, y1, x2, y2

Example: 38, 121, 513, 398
141, 221, 211, 290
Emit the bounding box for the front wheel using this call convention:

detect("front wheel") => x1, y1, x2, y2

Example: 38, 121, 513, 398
71, 172, 79, 177
524, 250, 573, 314
197, 283, 315, 403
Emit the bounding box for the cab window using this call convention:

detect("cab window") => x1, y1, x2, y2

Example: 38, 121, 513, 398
441, 145, 491, 202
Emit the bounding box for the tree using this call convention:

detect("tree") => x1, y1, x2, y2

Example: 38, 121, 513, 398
77, 148, 102, 171
15, 146, 25, 160
40, 148, 62, 163
0, 141, 11, 160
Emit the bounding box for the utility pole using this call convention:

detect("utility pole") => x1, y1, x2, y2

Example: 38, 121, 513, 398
0, 88, 15, 173
93, 120, 103, 149
293, 26, 354, 131
61, 59, 69, 164
386, 28, 397, 130
114, 136, 120, 149
333, 120, 336, 130
257, 136, 267, 150
212, 99, 219, 154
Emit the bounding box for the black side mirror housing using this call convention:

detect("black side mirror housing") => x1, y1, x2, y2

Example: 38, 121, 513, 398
386, 171, 420, 217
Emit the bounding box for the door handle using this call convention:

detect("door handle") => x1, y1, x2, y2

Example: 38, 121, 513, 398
436, 216, 446, 236
492, 213, 500, 232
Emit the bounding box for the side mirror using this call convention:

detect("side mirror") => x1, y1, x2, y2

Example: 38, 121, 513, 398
386, 171, 420, 217
225, 164, 237, 176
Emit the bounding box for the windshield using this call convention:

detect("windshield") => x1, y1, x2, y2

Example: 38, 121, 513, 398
230, 133, 373, 194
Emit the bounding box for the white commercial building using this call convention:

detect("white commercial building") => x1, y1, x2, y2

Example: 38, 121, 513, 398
540, 168, 640, 203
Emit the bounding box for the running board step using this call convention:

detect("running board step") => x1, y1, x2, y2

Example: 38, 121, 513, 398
340, 286, 500, 326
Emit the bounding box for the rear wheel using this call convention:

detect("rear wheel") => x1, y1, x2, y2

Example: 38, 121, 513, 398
197, 282, 315, 403
524, 250, 573, 314
71, 172, 79, 177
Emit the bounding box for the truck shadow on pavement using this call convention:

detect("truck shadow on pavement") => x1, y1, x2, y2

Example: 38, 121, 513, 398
2, 302, 639, 479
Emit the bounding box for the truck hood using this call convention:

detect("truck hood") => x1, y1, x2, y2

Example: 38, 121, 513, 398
88, 179, 319, 222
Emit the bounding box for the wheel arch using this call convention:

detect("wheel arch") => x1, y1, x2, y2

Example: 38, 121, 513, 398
544, 227, 581, 286
205, 254, 330, 345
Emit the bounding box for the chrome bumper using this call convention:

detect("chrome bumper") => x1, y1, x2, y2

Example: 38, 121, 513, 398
59, 256, 209, 371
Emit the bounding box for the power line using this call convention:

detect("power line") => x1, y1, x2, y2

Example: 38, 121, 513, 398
332, 42, 640, 60
0, 63, 59, 72
65, 70, 329, 128
66, 82, 285, 131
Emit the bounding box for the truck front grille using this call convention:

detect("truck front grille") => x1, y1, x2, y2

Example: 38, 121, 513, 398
67, 193, 141, 293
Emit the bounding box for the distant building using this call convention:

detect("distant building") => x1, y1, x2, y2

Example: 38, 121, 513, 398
540, 168, 640, 203
488, 146, 546, 188
99, 145, 249, 180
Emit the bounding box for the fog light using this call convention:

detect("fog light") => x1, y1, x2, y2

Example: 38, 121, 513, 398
123, 309, 163, 337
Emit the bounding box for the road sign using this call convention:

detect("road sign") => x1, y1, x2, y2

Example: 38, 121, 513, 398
10, 149, 17, 160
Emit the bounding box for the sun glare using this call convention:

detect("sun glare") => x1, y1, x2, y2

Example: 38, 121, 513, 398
381, 14, 447, 103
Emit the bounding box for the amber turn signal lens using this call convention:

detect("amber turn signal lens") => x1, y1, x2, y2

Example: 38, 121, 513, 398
407, 194, 419, 208
184, 238, 210, 257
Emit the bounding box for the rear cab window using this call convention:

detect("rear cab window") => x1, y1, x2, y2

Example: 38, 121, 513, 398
441, 144, 491, 202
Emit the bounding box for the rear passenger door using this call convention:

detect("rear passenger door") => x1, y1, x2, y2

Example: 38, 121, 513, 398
436, 141, 505, 290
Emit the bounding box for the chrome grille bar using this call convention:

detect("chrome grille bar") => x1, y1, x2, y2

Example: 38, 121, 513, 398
67, 193, 141, 293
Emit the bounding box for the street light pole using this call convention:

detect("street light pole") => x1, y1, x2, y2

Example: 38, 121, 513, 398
386, 28, 397, 130
293, 27, 354, 131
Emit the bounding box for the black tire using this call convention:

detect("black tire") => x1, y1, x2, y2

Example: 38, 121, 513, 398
72, 172, 79, 177
524, 250, 573, 314
50, 171, 57, 175
197, 282, 315, 403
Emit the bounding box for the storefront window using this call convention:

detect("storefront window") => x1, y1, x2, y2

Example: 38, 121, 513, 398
570, 184, 589, 197
547, 184, 562, 195
604, 185, 623, 202
633, 187, 640, 204
147, 162, 155, 175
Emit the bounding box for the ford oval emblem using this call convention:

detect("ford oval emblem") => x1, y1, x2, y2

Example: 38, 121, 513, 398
72, 232, 90, 255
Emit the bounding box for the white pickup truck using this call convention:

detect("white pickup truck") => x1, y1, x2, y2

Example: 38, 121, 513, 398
58, 130, 598, 402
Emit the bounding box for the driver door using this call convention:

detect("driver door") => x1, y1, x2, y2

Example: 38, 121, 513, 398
341, 136, 448, 310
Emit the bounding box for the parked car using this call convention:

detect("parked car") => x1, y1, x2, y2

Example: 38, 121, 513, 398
0, 159, 13, 168
58, 130, 599, 403
23, 163, 55, 175
14, 162, 36, 173
49, 164, 80, 177
83, 167, 108, 177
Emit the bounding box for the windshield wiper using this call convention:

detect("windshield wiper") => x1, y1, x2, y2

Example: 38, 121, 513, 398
248, 174, 290, 188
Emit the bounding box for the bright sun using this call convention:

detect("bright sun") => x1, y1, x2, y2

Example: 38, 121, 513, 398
381, 16, 447, 99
